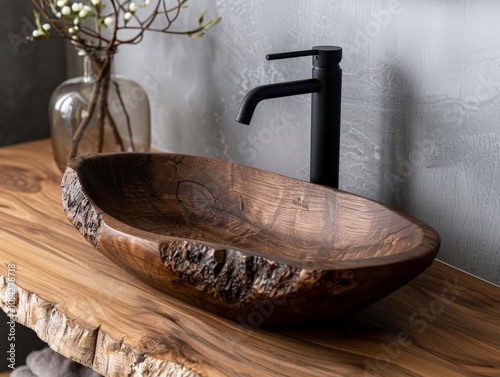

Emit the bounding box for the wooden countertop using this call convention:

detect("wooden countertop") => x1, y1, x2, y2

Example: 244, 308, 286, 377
0, 139, 498, 377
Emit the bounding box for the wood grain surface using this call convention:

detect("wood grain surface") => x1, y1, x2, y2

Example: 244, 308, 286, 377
61, 152, 439, 325
0, 139, 499, 377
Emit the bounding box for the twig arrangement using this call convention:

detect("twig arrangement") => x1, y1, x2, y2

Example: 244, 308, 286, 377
30, 0, 220, 158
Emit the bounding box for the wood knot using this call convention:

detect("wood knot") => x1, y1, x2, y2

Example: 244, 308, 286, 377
138, 336, 169, 354
176, 181, 223, 221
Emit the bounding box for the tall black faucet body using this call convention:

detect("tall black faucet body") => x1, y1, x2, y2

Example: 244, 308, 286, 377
236, 46, 342, 189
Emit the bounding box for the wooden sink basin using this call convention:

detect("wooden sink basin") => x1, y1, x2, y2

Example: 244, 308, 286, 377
62, 153, 440, 326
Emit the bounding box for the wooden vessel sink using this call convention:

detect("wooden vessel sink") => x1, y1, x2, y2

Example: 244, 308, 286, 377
62, 153, 440, 326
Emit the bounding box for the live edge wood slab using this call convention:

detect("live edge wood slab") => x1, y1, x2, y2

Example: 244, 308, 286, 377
0, 140, 498, 377
61, 152, 439, 326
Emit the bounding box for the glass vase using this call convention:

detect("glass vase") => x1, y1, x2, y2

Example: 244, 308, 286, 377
49, 50, 150, 172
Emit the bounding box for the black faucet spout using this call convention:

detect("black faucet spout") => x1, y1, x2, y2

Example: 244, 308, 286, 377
236, 79, 321, 125
235, 46, 342, 189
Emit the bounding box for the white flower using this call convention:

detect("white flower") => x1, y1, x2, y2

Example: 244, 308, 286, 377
73, 17, 80, 25
42, 23, 51, 31
144, 0, 150, 5
129, 2, 137, 12
103, 17, 114, 26
91, 0, 101, 5
61, 6, 71, 16
32, 30, 40, 37
79, 9, 88, 18
124, 12, 132, 22
56, 0, 67, 8
83, 5, 93, 12
71, 3, 83, 12
68, 27, 74, 34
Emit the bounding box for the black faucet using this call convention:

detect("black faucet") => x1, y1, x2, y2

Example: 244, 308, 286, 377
236, 46, 342, 189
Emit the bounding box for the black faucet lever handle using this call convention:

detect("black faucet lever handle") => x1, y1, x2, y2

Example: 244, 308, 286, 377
266, 49, 320, 61
267, 46, 342, 68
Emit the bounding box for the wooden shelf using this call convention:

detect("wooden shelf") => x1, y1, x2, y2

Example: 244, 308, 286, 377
0, 139, 499, 377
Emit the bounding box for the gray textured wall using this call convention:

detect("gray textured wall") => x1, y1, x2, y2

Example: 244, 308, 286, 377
0, 0, 66, 147
115, 0, 500, 285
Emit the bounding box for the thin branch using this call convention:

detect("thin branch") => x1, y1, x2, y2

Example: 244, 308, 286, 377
105, 109, 126, 152
69, 58, 110, 158
121, 23, 216, 37
113, 81, 136, 151
97, 63, 112, 153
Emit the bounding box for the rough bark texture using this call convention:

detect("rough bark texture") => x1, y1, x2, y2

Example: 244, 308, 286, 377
62, 168, 102, 248
160, 241, 360, 305
160, 241, 302, 305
